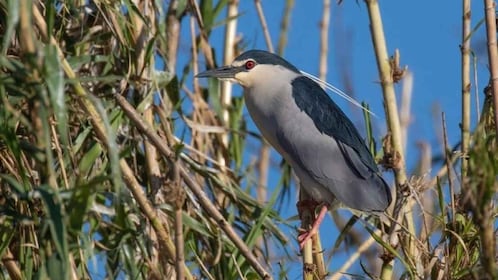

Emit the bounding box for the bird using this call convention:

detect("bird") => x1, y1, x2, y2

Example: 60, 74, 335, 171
196, 49, 392, 249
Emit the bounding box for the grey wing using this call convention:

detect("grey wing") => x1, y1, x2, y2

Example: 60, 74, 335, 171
290, 76, 379, 172
335, 141, 392, 211
278, 76, 392, 212
277, 128, 391, 212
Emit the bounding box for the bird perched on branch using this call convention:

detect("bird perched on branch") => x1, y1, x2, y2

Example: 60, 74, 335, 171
197, 50, 392, 249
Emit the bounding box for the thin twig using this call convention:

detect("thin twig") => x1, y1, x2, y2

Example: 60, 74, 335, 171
254, 0, 274, 53
256, 144, 269, 203
399, 71, 413, 155
50, 120, 69, 189
276, 0, 294, 55
190, 16, 200, 94
484, 0, 498, 135
473, 53, 481, 119
166, 0, 181, 75
423, 152, 459, 192
188, 0, 215, 68
329, 232, 379, 280
461, 0, 471, 181
231, 254, 247, 280
256, 141, 269, 258
173, 163, 185, 280
319, 0, 330, 81
441, 113, 456, 227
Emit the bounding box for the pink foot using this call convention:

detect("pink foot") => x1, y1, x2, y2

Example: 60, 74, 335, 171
297, 203, 329, 249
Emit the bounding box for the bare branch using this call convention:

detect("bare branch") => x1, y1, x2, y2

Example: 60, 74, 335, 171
319, 0, 330, 81
254, 0, 274, 53
461, 0, 471, 180
484, 0, 498, 135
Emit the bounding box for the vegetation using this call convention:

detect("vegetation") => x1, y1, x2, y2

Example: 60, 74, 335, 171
0, 0, 496, 279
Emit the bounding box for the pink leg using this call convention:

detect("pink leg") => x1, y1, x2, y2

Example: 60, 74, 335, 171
298, 204, 329, 249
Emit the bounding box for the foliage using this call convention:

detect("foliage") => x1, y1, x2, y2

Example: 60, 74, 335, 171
0, 0, 496, 279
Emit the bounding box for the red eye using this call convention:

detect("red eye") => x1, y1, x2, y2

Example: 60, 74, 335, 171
245, 60, 256, 70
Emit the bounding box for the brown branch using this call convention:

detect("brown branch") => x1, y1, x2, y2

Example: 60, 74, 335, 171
319, 0, 330, 81
484, 0, 498, 136
461, 0, 471, 181
276, 0, 294, 55
257, 144, 269, 206
441, 113, 456, 227
399, 71, 413, 154
2, 249, 21, 280
166, 0, 181, 75
188, 0, 215, 68
19, 0, 36, 54
254, 0, 274, 53
171, 163, 185, 280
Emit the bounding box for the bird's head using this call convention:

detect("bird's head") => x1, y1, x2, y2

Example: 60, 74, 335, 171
196, 50, 301, 88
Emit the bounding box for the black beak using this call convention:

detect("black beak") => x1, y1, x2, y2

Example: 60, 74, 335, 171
196, 65, 241, 79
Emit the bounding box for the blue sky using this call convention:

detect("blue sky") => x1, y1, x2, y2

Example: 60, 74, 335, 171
186, 1, 490, 278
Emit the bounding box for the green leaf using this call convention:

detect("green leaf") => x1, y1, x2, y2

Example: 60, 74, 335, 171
364, 225, 415, 279
362, 101, 376, 157
1, 0, 19, 55
206, 77, 222, 118
37, 185, 69, 279
79, 142, 103, 176
46, 251, 67, 280
44, 44, 68, 146
333, 215, 359, 250
229, 96, 245, 169
200, 0, 214, 30
0, 173, 28, 194
165, 75, 181, 109
67, 177, 107, 231
176, 0, 188, 17
0, 219, 15, 258
89, 95, 123, 193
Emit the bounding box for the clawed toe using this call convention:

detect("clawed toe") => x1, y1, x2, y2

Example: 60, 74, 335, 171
298, 234, 310, 249
296, 203, 330, 250
297, 228, 316, 249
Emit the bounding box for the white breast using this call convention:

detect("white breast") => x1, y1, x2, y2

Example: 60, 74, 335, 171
242, 68, 338, 204
243, 81, 292, 155
242, 65, 299, 149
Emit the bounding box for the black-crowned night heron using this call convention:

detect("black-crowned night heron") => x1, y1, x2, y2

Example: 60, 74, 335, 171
196, 50, 392, 248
